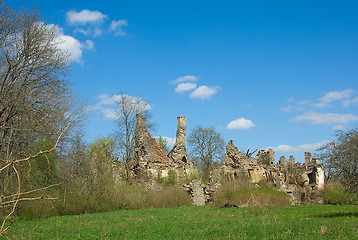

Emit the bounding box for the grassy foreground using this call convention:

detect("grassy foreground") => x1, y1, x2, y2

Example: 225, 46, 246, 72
5, 205, 358, 239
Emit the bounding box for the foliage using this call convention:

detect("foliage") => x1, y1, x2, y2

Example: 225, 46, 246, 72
166, 169, 177, 185
212, 177, 291, 207
157, 136, 170, 154
5, 205, 358, 239
318, 128, 358, 192
323, 181, 358, 205
188, 126, 225, 181
147, 186, 192, 208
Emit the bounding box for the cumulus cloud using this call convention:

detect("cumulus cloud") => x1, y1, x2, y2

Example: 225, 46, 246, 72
66, 10, 108, 25
83, 40, 95, 50
270, 141, 329, 152
171, 75, 198, 84
89, 94, 151, 120
109, 20, 128, 36
190, 86, 219, 100
56, 35, 83, 63
226, 118, 255, 130
96, 94, 123, 105
66, 10, 128, 38
175, 83, 197, 93
295, 111, 358, 125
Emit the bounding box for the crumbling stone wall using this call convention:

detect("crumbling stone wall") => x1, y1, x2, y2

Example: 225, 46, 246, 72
213, 140, 325, 203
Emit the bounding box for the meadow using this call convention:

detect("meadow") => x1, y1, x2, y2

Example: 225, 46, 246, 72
5, 204, 358, 239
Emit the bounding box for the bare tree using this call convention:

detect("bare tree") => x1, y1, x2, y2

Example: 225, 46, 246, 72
114, 93, 155, 180
318, 128, 358, 193
188, 126, 225, 181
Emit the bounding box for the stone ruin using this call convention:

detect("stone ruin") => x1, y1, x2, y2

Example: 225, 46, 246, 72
127, 115, 325, 205
130, 114, 196, 181
211, 140, 325, 203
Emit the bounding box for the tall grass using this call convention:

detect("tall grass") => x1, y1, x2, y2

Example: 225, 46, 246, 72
16, 183, 193, 219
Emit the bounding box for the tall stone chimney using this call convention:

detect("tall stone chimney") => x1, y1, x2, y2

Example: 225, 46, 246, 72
170, 116, 190, 163
134, 113, 148, 147
289, 155, 295, 166
176, 116, 187, 149
304, 152, 312, 165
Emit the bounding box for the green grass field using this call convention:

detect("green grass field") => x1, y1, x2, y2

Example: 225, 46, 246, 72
5, 205, 358, 239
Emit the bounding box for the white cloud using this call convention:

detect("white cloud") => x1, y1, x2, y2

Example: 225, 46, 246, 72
89, 94, 152, 120
171, 75, 198, 84
175, 83, 197, 93
55, 34, 83, 63
84, 40, 95, 50
313, 89, 354, 108
227, 118, 255, 130
74, 28, 90, 35
270, 141, 329, 152
101, 108, 117, 120
341, 96, 358, 107
155, 136, 176, 147
109, 20, 128, 36
66, 10, 108, 25
190, 86, 219, 100
96, 94, 123, 105
295, 111, 358, 125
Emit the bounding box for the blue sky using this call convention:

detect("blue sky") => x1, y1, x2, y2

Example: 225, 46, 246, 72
12, 0, 358, 162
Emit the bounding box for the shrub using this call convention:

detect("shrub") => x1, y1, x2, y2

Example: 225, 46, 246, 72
323, 181, 358, 205
166, 170, 177, 186
213, 179, 292, 207
116, 183, 148, 210
147, 186, 192, 208
212, 178, 251, 206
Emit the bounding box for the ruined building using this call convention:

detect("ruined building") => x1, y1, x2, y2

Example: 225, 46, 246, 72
129, 115, 324, 204
212, 140, 325, 202
131, 114, 196, 181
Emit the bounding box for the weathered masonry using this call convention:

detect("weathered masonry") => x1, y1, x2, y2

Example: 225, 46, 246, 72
128, 115, 325, 204
131, 114, 196, 181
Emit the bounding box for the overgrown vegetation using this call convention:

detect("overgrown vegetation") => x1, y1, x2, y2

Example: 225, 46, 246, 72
213, 178, 292, 207
323, 181, 358, 205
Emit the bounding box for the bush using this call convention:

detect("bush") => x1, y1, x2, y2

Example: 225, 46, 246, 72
167, 170, 177, 185
213, 178, 292, 207
212, 178, 251, 206
323, 181, 358, 205
147, 186, 192, 208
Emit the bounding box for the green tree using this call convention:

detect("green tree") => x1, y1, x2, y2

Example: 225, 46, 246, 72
157, 136, 170, 155
318, 128, 358, 193
188, 126, 225, 181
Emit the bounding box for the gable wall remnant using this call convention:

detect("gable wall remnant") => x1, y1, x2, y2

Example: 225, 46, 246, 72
131, 114, 196, 181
